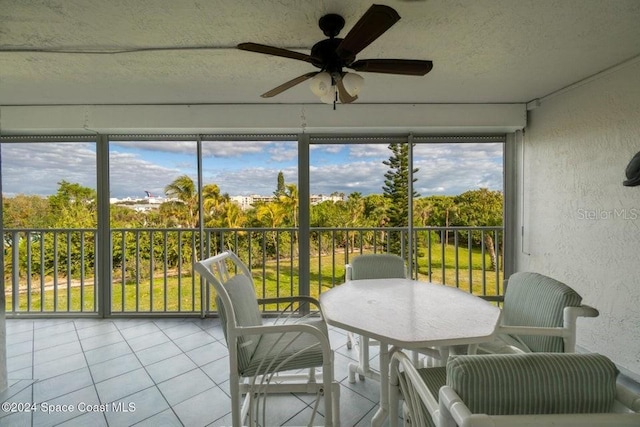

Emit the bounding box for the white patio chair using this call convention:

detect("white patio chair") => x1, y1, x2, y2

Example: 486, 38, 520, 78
477, 271, 599, 355
344, 253, 407, 383
390, 350, 640, 427
195, 250, 340, 427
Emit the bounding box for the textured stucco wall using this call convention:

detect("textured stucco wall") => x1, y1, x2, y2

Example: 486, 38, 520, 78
517, 61, 640, 380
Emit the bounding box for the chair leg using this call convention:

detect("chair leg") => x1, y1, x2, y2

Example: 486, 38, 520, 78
331, 381, 341, 426
348, 362, 357, 383
323, 358, 338, 427
230, 372, 242, 427
200, 279, 207, 318
389, 360, 401, 427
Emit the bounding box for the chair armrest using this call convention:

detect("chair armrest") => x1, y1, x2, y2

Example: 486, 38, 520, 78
616, 383, 640, 412
236, 322, 332, 353
439, 384, 640, 427
480, 295, 505, 303
438, 385, 471, 427
497, 325, 567, 338
258, 296, 324, 325
497, 304, 599, 338
493, 304, 599, 353
568, 304, 599, 318
390, 350, 440, 418
345, 264, 353, 281
258, 295, 321, 309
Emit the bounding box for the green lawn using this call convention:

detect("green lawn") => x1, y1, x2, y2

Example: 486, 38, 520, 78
5, 244, 502, 313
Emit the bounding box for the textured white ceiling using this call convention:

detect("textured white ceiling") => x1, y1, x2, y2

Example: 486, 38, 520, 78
1, 0, 640, 106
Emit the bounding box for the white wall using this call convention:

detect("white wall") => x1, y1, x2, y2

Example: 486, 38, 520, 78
516, 61, 640, 380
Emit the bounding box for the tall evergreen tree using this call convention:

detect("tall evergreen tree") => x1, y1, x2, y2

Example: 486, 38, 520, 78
382, 143, 419, 253
274, 171, 286, 197
382, 143, 419, 226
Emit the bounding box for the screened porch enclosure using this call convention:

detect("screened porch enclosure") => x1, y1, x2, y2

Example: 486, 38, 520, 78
1, 134, 508, 317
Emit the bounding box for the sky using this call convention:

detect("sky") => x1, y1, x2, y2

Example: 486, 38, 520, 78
1, 140, 503, 199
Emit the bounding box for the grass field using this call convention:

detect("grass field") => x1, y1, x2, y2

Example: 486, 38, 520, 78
5, 244, 503, 313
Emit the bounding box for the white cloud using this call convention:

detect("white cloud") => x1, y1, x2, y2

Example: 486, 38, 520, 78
2, 143, 97, 196
111, 140, 195, 154
111, 140, 277, 158
109, 151, 183, 198
413, 143, 503, 195
310, 160, 388, 195
267, 144, 297, 162
348, 144, 392, 158
1, 141, 503, 200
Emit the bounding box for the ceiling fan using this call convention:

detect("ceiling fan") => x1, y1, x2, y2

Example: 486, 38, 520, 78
237, 4, 433, 104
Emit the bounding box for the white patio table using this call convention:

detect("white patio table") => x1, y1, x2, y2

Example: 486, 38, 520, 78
319, 278, 502, 427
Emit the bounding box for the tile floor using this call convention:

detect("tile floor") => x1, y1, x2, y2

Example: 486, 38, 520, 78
1, 317, 391, 427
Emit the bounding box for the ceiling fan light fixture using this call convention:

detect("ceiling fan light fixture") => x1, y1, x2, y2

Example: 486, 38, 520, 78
342, 72, 364, 96
309, 71, 332, 97
320, 87, 337, 104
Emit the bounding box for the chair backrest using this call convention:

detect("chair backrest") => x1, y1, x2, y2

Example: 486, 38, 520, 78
503, 272, 583, 352
195, 251, 262, 372
346, 253, 407, 280
446, 353, 619, 416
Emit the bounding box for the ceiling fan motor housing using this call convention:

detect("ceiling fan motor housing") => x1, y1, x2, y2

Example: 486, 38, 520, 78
312, 14, 357, 72
318, 13, 345, 37
311, 38, 353, 72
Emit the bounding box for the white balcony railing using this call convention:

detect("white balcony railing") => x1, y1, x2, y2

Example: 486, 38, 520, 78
3, 226, 503, 316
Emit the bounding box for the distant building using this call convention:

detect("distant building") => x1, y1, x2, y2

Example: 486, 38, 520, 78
229, 195, 275, 210
230, 194, 344, 210
112, 193, 345, 212
110, 193, 164, 211
310, 194, 344, 204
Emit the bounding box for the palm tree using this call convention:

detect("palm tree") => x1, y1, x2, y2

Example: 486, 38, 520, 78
278, 184, 299, 227
278, 184, 300, 257
345, 192, 366, 251
256, 202, 288, 257
202, 184, 223, 215
221, 202, 246, 228
256, 202, 287, 228
414, 198, 433, 227
164, 175, 198, 228
202, 183, 233, 227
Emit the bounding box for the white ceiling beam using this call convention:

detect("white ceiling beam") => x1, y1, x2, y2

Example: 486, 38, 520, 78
0, 104, 526, 135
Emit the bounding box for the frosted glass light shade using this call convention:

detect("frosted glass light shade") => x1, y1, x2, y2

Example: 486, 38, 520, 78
342, 72, 364, 96
320, 87, 337, 104
309, 72, 332, 97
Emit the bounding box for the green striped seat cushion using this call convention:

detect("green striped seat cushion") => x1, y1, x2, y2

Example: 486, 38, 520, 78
399, 366, 446, 427
216, 274, 263, 374
504, 272, 583, 352
243, 318, 327, 377
446, 353, 618, 415
350, 254, 406, 280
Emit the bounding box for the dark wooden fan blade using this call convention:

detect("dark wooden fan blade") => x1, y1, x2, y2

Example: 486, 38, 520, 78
336, 5, 401, 60
332, 73, 358, 104
349, 59, 433, 76
237, 42, 313, 63
260, 72, 318, 98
